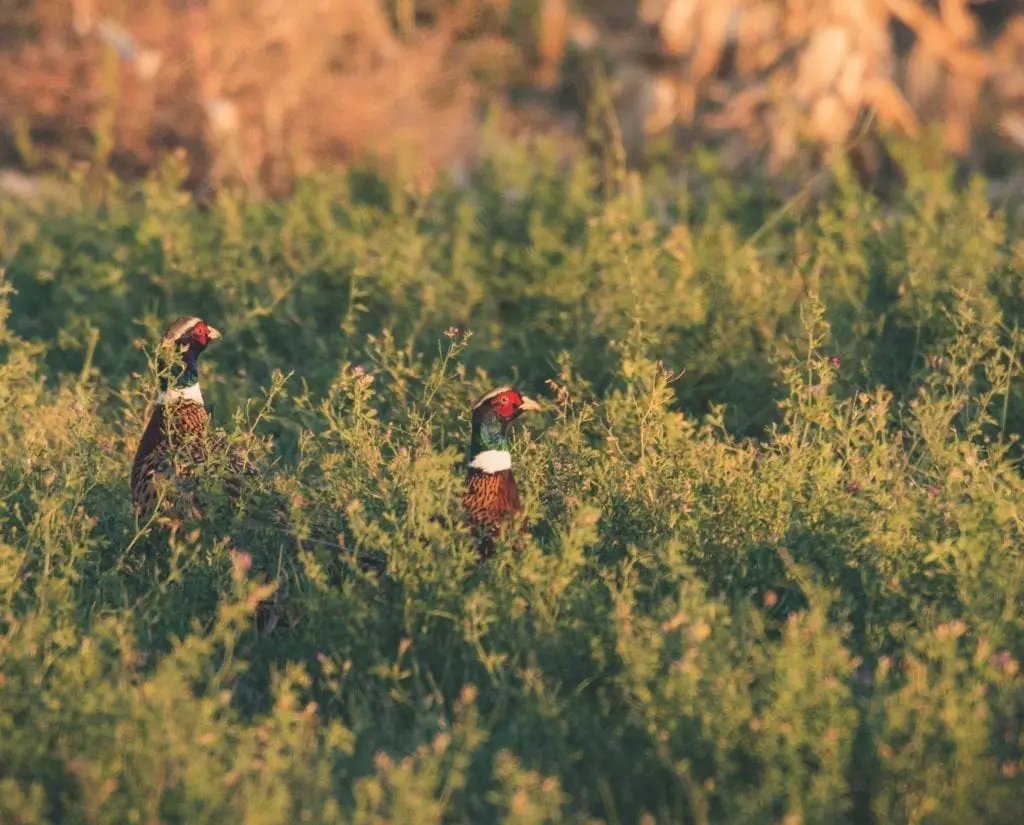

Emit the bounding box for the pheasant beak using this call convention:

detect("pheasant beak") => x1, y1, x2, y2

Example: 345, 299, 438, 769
519, 395, 542, 413
206, 326, 222, 341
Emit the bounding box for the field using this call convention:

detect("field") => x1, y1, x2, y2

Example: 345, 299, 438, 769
1, 143, 1023, 824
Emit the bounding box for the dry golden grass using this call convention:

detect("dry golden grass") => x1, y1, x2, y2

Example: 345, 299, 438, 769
0, 0, 521, 194
623, 0, 1024, 169
0, 1, 1021, 191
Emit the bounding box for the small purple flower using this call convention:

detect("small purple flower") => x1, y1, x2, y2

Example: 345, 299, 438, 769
847, 481, 860, 494
927, 486, 939, 498
444, 326, 460, 339
828, 355, 842, 368
851, 664, 873, 686
992, 651, 1020, 675
230, 549, 252, 575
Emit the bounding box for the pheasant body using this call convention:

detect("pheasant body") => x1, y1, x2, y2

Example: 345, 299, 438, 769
130, 316, 255, 521
461, 386, 540, 558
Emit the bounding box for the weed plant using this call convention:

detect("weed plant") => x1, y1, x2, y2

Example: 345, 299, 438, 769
0, 143, 1022, 823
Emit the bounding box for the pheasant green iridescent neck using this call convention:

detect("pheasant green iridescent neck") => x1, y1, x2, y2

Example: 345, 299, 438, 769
470, 413, 510, 458
158, 350, 201, 393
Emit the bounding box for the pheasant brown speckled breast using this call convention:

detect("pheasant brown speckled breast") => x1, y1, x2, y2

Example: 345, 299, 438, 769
463, 469, 524, 532
131, 399, 209, 517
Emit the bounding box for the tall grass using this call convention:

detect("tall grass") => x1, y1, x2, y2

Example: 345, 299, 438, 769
0, 144, 1022, 823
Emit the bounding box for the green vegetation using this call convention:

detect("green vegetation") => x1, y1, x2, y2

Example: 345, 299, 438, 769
1, 144, 1022, 824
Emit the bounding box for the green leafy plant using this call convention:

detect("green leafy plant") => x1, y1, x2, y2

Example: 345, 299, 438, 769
0, 144, 1022, 823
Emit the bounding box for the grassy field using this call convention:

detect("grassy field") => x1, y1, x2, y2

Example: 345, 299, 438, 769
1, 143, 1023, 824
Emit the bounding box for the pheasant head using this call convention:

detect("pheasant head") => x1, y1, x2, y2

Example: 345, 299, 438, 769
468, 386, 541, 471
156, 315, 222, 405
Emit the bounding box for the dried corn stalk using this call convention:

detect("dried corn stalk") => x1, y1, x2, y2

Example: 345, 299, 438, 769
536, 0, 569, 89
621, 0, 1017, 170
993, 17, 1024, 148
902, 0, 986, 153
648, 0, 907, 169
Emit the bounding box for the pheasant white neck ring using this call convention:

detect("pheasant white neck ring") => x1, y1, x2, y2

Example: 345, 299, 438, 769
470, 450, 511, 473
157, 383, 205, 406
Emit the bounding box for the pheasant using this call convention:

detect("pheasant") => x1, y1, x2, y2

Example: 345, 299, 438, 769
462, 386, 541, 559
130, 315, 256, 522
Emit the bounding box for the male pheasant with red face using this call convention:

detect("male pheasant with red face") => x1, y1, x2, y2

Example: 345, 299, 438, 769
130, 316, 256, 522
463, 386, 541, 558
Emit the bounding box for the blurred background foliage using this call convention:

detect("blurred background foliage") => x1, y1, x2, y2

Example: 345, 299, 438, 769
0, 1, 1023, 197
